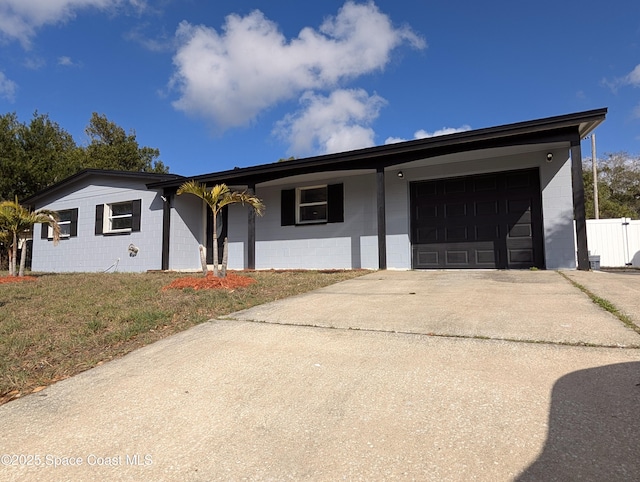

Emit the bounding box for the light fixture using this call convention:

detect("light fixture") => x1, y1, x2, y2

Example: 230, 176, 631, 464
397, 171, 404, 178
546, 153, 553, 162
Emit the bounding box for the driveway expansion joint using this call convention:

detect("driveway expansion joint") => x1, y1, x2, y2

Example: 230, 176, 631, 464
218, 316, 640, 350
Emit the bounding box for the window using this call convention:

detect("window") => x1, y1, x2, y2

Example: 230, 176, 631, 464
281, 184, 343, 226
95, 199, 141, 235
298, 186, 328, 223
41, 208, 78, 239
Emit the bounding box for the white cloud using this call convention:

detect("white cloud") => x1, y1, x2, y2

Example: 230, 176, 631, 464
385, 125, 472, 144
0, 71, 17, 102
58, 55, 74, 66
275, 89, 387, 155
0, 0, 147, 48
23, 56, 46, 70
169, 1, 425, 133
603, 64, 640, 92
623, 64, 640, 87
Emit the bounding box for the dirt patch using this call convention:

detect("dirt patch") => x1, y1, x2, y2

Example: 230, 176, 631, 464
163, 272, 256, 291
0, 276, 37, 284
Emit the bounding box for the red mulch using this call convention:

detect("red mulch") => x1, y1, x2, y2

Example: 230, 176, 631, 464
0, 276, 37, 284
163, 272, 256, 291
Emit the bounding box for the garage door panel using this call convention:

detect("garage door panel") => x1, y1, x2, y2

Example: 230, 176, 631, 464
475, 200, 499, 216
411, 169, 543, 269
445, 202, 467, 217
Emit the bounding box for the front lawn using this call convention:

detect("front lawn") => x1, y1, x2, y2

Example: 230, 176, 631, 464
0, 270, 366, 404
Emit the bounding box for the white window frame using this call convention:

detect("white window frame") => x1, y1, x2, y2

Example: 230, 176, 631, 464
104, 201, 134, 233
54, 214, 71, 238
296, 185, 328, 224
47, 209, 75, 238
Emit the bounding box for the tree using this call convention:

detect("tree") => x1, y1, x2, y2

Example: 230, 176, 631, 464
0, 199, 60, 276
0, 111, 168, 202
83, 113, 168, 173
176, 182, 265, 277
0, 112, 82, 202
583, 151, 640, 219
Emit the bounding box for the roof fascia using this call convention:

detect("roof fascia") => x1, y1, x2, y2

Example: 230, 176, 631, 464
150, 108, 606, 189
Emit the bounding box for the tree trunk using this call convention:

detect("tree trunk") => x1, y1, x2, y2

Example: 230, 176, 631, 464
199, 245, 208, 276
11, 232, 18, 276
18, 239, 27, 277
220, 237, 228, 278
212, 210, 219, 277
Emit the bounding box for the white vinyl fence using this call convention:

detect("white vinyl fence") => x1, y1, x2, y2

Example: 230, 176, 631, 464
586, 218, 640, 268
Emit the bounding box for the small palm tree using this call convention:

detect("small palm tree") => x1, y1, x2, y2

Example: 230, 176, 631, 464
177, 182, 264, 277
0, 199, 60, 276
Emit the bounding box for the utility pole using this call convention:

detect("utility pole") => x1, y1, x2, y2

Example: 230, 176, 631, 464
591, 134, 599, 219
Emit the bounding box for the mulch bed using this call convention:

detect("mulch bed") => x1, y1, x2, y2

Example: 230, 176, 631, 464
163, 272, 256, 291
0, 276, 37, 284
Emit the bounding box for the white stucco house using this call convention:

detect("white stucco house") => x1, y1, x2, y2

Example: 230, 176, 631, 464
25, 108, 607, 272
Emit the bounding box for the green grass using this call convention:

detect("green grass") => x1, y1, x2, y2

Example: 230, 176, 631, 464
0, 270, 367, 403
558, 271, 640, 335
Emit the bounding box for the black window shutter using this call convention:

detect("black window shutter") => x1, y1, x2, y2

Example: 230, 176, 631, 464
41, 223, 49, 239
132, 199, 142, 232
327, 183, 344, 223
70, 208, 78, 237
281, 189, 296, 226
95, 204, 104, 235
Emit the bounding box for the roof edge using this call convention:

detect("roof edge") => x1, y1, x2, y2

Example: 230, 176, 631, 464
23, 169, 184, 206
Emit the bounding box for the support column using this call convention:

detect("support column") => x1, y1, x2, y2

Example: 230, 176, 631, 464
571, 139, 589, 270
377, 167, 387, 270
247, 183, 256, 270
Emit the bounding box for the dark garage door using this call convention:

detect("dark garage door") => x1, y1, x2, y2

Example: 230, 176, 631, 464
410, 169, 544, 269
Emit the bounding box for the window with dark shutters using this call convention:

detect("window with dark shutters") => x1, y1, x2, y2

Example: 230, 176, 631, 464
95, 199, 142, 235
281, 184, 344, 226
43, 208, 79, 239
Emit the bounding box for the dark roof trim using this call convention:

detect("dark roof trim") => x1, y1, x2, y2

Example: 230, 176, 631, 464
23, 169, 184, 205
149, 108, 607, 188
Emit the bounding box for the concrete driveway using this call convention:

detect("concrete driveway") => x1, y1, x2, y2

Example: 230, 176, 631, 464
1, 270, 639, 481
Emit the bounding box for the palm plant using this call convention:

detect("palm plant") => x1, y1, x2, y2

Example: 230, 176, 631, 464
0, 199, 60, 276
177, 182, 264, 277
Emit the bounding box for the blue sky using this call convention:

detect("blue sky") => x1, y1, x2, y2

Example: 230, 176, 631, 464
0, 0, 639, 176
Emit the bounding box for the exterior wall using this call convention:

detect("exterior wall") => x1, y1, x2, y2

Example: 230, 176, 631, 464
168, 194, 205, 270
31, 178, 165, 273
539, 149, 577, 269
220, 145, 577, 271
386, 145, 576, 270
226, 203, 250, 270
251, 173, 378, 270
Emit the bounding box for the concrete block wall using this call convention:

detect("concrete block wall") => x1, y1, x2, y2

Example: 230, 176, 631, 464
251, 173, 378, 270
169, 194, 204, 270
390, 145, 577, 270
32, 180, 165, 272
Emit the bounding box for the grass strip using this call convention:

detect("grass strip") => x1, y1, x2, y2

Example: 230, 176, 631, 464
558, 271, 640, 336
